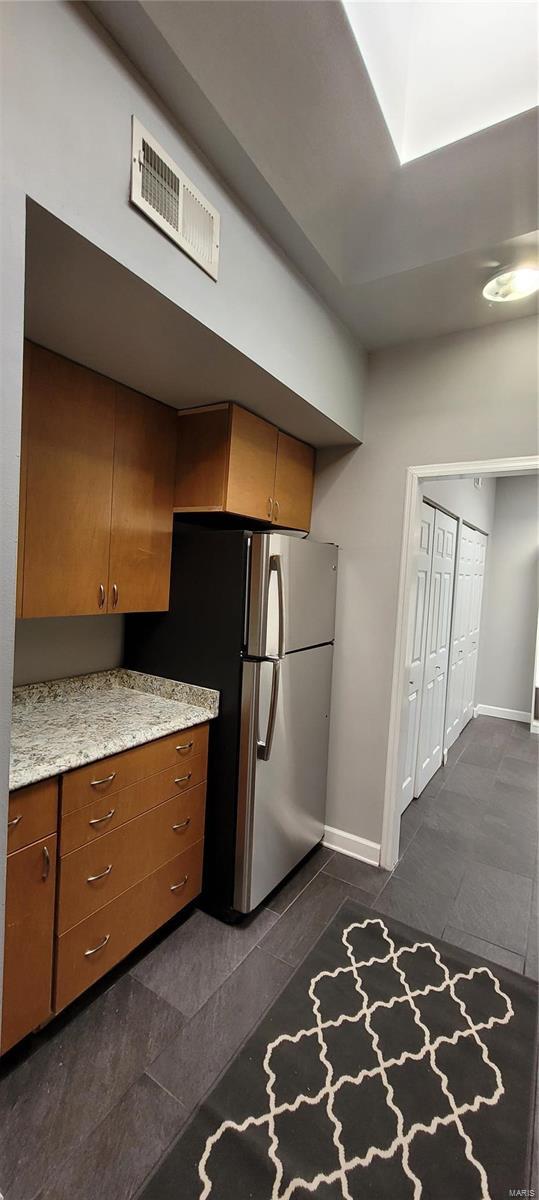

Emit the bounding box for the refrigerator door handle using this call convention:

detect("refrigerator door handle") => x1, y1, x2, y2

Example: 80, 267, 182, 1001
269, 553, 286, 659
257, 658, 280, 761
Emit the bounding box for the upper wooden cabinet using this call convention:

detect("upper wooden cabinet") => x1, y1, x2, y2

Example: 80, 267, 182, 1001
174, 403, 315, 531
18, 343, 176, 618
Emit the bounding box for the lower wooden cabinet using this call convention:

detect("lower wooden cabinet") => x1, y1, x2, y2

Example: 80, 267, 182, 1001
1, 834, 57, 1054
55, 840, 203, 1011
2, 723, 209, 1051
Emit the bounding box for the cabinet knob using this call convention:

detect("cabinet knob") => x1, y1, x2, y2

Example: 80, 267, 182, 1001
112, 584, 119, 608
98, 584, 106, 609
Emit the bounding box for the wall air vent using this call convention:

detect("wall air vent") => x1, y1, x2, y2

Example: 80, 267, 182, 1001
131, 117, 220, 281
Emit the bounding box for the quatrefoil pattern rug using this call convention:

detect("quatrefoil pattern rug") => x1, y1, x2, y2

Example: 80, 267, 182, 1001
142, 902, 537, 1200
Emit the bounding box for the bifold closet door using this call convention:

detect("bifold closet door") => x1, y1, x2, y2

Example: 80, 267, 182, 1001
415, 507, 458, 796
445, 525, 487, 749
397, 502, 435, 816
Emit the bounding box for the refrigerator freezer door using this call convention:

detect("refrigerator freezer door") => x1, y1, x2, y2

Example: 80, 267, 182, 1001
247, 534, 338, 657
234, 643, 334, 912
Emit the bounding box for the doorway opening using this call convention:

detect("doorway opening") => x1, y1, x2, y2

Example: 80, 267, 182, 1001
381, 456, 539, 872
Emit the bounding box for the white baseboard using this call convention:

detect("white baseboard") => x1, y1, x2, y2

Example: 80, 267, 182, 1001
323, 825, 381, 866
475, 703, 531, 723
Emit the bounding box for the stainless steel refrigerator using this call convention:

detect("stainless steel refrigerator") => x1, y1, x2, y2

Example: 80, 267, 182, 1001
124, 523, 338, 919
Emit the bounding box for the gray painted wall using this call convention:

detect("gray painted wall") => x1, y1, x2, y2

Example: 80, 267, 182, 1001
13, 617, 125, 688
421, 476, 496, 533
312, 316, 538, 847
477, 474, 539, 715
0, 0, 365, 1006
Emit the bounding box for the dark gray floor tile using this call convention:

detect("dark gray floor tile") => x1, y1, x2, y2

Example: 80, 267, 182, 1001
525, 879, 538, 981
323, 850, 391, 897
497, 755, 538, 793
394, 825, 467, 898
447, 861, 533, 955
259, 872, 372, 966
459, 739, 505, 769
399, 801, 424, 853
416, 762, 453, 801
442, 926, 524, 973
487, 778, 538, 827
148, 947, 291, 1113
442, 760, 497, 803
471, 807, 538, 878
0, 975, 183, 1200
424, 787, 486, 837
37, 1074, 185, 1200
265, 845, 334, 914
511, 720, 535, 738
372, 874, 454, 938
131, 906, 278, 1019
503, 733, 539, 763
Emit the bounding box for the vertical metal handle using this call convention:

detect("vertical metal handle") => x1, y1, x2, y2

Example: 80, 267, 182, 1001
269, 554, 285, 659
267, 497, 273, 519
257, 658, 280, 761
98, 583, 106, 609
273, 499, 280, 522
42, 845, 51, 881
112, 583, 119, 608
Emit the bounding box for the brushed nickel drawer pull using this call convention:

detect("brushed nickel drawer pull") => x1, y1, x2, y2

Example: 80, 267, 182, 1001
84, 933, 110, 957
175, 740, 194, 753
89, 808, 116, 827
90, 772, 117, 788
170, 874, 189, 892
172, 817, 191, 832
174, 772, 192, 785
8, 814, 23, 830
87, 864, 113, 883
112, 583, 119, 608
42, 844, 51, 881
98, 583, 106, 609
267, 496, 273, 519
273, 499, 280, 521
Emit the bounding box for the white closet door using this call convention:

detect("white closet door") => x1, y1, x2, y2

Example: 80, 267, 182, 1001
415, 508, 458, 796
462, 529, 487, 725
445, 524, 474, 750
397, 502, 434, 815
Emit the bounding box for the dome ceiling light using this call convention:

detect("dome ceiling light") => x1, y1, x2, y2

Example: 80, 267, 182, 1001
482, 266, 539, 303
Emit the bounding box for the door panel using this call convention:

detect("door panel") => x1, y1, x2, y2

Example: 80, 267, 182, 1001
463, 529, 488, 725
226, 405, 278, 521
273, 432, 315, 531
22, 343, 115, 617
1, 835, 57, 1053
445, 525, 487, 749
415, 507, 457, 796
235, 644, 333, 912
247, 534, 338, 657
108, 385, 176, 613
397, 502, 434, 815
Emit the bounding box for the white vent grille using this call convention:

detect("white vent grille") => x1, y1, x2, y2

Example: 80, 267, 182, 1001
131, 118, 220, 281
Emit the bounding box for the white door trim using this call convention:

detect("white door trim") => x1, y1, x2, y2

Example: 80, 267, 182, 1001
380, 455, 539, 871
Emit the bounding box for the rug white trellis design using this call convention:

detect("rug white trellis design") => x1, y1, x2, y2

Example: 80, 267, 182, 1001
197, 916, 514, 1200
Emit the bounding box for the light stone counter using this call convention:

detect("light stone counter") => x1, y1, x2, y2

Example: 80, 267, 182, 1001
10, 669, 219, 791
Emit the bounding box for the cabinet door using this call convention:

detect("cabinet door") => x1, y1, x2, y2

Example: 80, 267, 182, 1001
1, 835, 57, 1053
226, 405, 278, 521
273, 431, 315, 531
22, 344, 115, 618
108, 385, 177, 613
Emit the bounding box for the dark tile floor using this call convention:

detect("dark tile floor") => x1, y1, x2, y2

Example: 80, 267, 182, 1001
0, 716, 536, 1199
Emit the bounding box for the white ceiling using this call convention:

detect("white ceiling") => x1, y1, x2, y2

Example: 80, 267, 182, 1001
89, 0, 538, 348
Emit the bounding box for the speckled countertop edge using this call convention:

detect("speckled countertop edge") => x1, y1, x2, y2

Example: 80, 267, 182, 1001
10, 668, 219, 791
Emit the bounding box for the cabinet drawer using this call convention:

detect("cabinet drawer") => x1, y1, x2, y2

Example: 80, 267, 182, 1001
58, 783, 206, 933
1, 834, 57, 1054
62, 724, 209, 814
7, 779, 58, 854
60, 755, 207, 856
55, 840, 203, 1012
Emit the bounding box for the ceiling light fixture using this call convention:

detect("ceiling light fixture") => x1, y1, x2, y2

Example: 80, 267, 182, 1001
482, 266, 539, 303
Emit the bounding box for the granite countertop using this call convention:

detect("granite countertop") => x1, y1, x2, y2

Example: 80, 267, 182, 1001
10, 669, 219, 791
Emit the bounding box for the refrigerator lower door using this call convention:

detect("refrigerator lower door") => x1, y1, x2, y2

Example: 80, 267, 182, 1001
247, 534, 338, 657
234, 643, 334, 913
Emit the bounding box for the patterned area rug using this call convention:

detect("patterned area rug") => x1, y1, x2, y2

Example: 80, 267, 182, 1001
141, 901, 537, 1199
